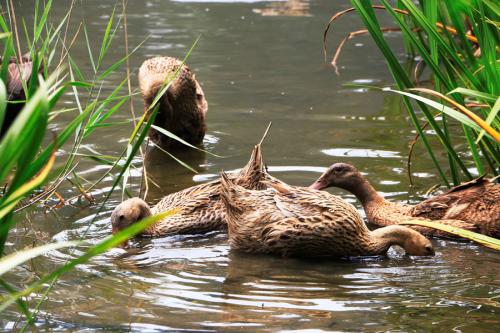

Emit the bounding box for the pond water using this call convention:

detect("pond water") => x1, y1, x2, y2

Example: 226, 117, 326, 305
2, 0, 499, 332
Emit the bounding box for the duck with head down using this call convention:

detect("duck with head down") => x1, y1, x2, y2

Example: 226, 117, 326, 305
219, 171, 434, 258
138, 57, 208, 149
309, 163, 500, 238
111, 142, 270, 237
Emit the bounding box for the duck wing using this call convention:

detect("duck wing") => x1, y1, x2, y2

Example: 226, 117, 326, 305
410, 178, 493, 220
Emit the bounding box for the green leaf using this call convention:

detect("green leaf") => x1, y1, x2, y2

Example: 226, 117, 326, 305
383, 88, 486, 134
400, 220, 500, 250
477, 97, 500, 143
97, 4, 116, 69
0, 209, 179, 313
151, 125, 222, 158
151, 142, 199, 174
0, 148, 55, 220
0, 241, 79, 276
448, 88, 497, 103
0, 80, 6, 138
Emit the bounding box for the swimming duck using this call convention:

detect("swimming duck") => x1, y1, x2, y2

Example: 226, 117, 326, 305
219, 172, 434, 258
138, 56, 208, 149
309, 163, 500, 238
0, 54, 44, 137
111, 143, 268, 236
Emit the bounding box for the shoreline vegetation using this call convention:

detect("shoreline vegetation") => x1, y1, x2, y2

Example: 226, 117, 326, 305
324, 0, 499, 187
0, 1, 187, 328
0, 0, 498, 330
322, 0, 499, 251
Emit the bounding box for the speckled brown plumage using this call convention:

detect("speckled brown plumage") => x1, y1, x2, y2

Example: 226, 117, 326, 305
111, 144, 268, 237
219, 172, 434, 258
138, 57, 207, 149
310, 163, 500, 238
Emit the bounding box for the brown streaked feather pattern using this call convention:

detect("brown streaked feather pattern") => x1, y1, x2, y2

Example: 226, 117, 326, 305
112, 144, 269, 237
219, 172, 434, 258
311, 163, 500, 238
138, 56, 207, 149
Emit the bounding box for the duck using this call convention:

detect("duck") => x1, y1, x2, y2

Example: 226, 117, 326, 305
219, 171, 435, 258
111, 143, 268, 237
138, 56, 208, 149
309, 163, 500, 238
0, 54, 44, 138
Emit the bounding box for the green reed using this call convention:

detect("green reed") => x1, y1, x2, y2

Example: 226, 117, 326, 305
326, 0, 499, 187
0, 0, 194, 328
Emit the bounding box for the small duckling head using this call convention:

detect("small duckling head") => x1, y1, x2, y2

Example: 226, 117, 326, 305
310, 163, 363, 191
111, 198, 152, 234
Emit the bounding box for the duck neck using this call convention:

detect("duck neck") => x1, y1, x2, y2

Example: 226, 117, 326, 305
348, 178, 386, 210
366, 225, 412, 255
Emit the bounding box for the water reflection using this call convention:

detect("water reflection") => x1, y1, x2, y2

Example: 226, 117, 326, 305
253, 0, 310, 17
3, 0, 499, 331
142, 145, 208, 202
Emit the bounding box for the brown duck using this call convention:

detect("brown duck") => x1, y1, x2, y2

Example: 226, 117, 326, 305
219, 171, 434, 258
138, 56, 208, 149
309, 163, 500, 238
0, 54, 44, 138
111, 143, 268, 237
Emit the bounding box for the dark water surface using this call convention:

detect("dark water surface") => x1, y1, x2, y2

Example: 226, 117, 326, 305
2, 0, 499, 332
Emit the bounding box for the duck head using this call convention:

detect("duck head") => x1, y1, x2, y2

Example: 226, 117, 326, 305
139, 57, 208, 148
309, 163, 364, 192
370, 225, 435, 256
401, 228, 435, 256
111, 198, 152, 234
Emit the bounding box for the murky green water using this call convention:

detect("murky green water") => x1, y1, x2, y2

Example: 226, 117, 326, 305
2, 0, 499, 332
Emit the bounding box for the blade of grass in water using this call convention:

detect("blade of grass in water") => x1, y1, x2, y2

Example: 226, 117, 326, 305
151, 125, 223, 158
0, 209, 179, 314
0, 80, 6, 132
0, 241, 79, 276
350, 0, 452, 185
400, 220, 500, 250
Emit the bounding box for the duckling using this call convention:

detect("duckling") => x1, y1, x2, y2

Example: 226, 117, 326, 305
138, 57, 207, 149
309, 163, 500, 238
219, 172, 434, 258
0, 54, 44, 138
111, 143, 268, 236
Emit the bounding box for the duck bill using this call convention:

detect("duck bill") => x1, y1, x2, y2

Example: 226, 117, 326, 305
309, 180, 326, 190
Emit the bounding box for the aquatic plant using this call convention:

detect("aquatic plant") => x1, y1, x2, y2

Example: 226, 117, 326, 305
324, 0, 499, 187
400, 220, 500, 250
0, 0, 196, 328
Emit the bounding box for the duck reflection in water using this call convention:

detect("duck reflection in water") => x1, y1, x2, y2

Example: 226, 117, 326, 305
142, 145, 208, 202
253, 0, 311, 17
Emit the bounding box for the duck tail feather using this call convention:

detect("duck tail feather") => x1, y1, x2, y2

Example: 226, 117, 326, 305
258, 121, 272, 145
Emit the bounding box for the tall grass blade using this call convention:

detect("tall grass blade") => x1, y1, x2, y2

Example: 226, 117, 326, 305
0, 209, 179, 313
0, 80, 6, 134
400, 220, 500, 250
151, 125, 222, 157
0, 241, 79, 276
477, 98, 500, 143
